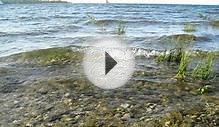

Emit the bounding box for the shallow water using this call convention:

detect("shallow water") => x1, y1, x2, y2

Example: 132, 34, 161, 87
0, 3, 219, 57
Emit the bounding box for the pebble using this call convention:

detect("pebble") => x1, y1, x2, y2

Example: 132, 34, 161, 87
26, 123, 33, 127
64, 93, 70, 97
121, 113, 131, 120
114, 113, 121, 118
120, 103, 130, 109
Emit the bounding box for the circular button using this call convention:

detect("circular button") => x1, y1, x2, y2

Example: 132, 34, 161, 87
83, 38, 135, 89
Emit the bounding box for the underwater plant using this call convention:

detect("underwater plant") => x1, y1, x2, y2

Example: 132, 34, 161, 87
176, 51, 190, 80
183, 23, 197, 32
211, 20, 219, 27
198, 13, 208, 20
115, 20, 126, 35
86, 14, 106, 31
197, 13, 219, 28
21, 47, 81, 65
192, 52, 215, 80
86, 14, 98, 24
198, 85, 210, 95
156, 48, 183, 63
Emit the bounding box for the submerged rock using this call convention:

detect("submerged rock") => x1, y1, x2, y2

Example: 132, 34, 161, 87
121, 113, 131, 121
211, 20, 219, 27
0, 67, 11, 76
159, 34, 211, 43
19, 47, 83, 65
159, 34, 196, 42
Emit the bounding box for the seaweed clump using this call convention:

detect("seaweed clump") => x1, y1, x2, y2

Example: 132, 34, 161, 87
21, 47, 82, 65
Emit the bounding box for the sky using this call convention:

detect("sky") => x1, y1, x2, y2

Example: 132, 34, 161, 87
65, 0, 219, 5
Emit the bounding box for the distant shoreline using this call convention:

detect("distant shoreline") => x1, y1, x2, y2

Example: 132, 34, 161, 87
0, 1, 219, 6
0, 0, 68, 4
0, 0, 218, 5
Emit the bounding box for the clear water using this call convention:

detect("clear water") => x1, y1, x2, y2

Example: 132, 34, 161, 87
0, 3, 219, 57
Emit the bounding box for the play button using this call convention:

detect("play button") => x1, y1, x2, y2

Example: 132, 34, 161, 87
105, 52, 117, 75
83, 38, 135, 89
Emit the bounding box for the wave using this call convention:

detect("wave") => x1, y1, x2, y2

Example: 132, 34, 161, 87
0, 25, 82, 37
84, 18, 161, 26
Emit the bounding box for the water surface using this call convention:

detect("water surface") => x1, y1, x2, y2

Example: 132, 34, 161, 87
0, 3, 219, 57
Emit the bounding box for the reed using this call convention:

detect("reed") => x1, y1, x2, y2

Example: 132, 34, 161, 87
198, 13, 208, 20
86, 14, 98, 24
86, 14, 106, 31
176, 51, 190, 79
156, 48, 183, 63
116, 20, 126, 35
183, 23, 196, 32
192, 52, 215, 80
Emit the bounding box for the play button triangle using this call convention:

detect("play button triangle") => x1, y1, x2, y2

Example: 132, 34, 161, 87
105, 52, 117, 75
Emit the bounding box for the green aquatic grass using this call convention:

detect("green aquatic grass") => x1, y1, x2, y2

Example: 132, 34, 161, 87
192, 52, 215, 80
198, 13, 208, 20
197, 12, 219, 28
198, 85, 210, 95
176, 51, 190, 80
157, 33, 195, 64
116, 20, 126, 35
86, 14, 127, 34
183, 23, 197, 33
156, 49, 191, 80
86, 14, 97, 24
86, 14, 106, 31
156, 48, 183, 63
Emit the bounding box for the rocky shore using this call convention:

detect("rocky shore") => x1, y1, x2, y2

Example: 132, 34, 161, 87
0, 47, 218, 126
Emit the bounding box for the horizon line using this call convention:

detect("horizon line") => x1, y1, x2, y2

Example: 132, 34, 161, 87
64, 0, 219, 5
66, 3, 219, 5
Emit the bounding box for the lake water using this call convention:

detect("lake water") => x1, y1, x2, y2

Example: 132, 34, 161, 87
0, 3, 219, 57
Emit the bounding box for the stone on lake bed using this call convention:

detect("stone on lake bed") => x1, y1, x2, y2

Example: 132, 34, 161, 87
121, 113, 131, 121
159, 34, 211, 43
120, 103, 130, 109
